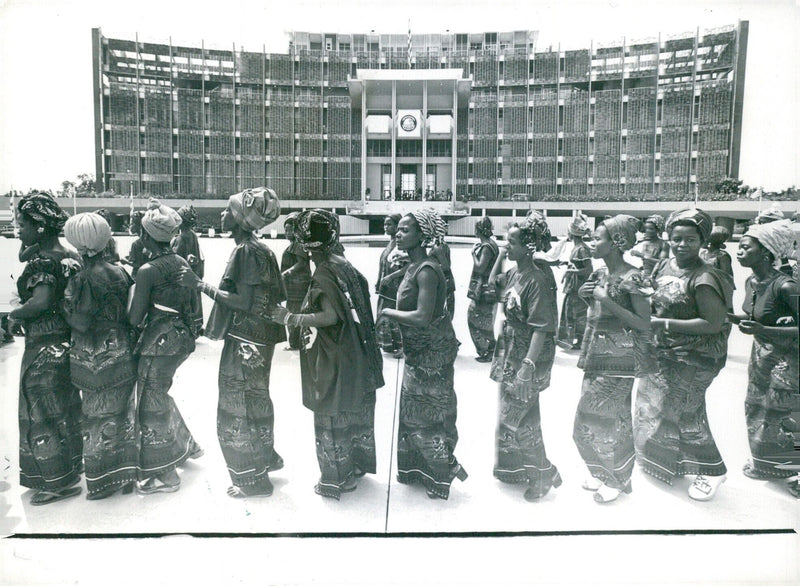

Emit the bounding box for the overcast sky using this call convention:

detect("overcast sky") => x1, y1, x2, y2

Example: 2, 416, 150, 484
1, 0, 797, 193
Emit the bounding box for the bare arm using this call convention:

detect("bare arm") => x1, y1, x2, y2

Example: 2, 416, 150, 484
177, 267, 255, 313
128, 264, 155, 327
9, 284, 54, 321
594, 283, 652, 331
651, 284, 727, 335
738, 280, 799, 339
381, 266, 437, 327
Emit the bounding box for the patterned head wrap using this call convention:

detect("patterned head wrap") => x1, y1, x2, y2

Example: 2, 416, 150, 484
744, 219, 795, 263
64, 212, 112, 258
142, 198, 181, 243
644, 214, 665, 235
475, 216, 494, 238
567, 213, 590, 238
283, 211, 301, 229
601, 214, 640, 252
177, 205, 198, 229
295, 209, 341, 254
410, 208, 447, 247
228, 187, 281, 232
666, 208, 713, 242
755, 203, 784, 225
515, 210, 552, 253
387, 213, 402, 227
17, 191, 69, 232
707, 225, 730, 248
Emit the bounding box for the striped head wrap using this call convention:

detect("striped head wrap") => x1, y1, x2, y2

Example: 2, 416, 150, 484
410, 208, 447, 247
18, 191, 69, 232
295, 209, 341, 254
602, 214, 640, 252
666, 208, 713, 242
516, 210, 552, 253
644, 214, 665, 235
744, 219, 795, 263
228, 187, 281, 232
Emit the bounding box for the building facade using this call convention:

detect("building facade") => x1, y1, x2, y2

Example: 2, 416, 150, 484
92, 25, 747, 210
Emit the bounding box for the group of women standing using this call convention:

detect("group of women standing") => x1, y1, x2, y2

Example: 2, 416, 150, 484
8, 190, 799, 508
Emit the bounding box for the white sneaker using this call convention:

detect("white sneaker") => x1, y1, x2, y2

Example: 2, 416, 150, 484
688, 474, 726, 501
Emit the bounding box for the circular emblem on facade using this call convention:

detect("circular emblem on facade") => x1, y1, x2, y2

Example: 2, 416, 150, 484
400, 114, 417, 132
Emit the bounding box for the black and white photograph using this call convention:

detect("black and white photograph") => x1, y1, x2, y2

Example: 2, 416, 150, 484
0, 0, 798, 583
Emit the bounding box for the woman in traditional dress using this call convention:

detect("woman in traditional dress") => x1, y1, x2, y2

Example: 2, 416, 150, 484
728, 220, 800, 497
172, 205, 205, 337
556, 213, 592, 350
489, 211, 561, 502
10, 192, 83, 505
375, 214, 407, 357
270, 209, 384, 499
630, 214, 670, 276
573, 215, 655, 503
281, 211, 312, 350
128, 199, 202, 494
125, 211, 150, 279
700, 225, 734, 283
379, 208, 467, 499
467, 217, 500, 362
179, 188, 285, 498
636, 208, 733, 501
63, 212, 138, 500
429, 226, 456, 321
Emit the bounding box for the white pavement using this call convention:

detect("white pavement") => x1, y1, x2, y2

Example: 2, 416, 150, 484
0, 235, 798, 583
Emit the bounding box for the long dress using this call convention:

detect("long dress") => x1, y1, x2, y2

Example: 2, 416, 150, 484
65, 262, 138, 497
375, 244, 409, 353
173, 229, 205, 335
557, 241, 592, 349
491, 262, 559, 489
134, 252, 200, 480
205, 236, 286, 488
395, 260, 463, 498
16, 249, 84, 491
467, 239, 500, 359
281, 241, 311, 349
741, 271, 800, 478
299, 258, 384, 499
636, 258, 733, 483
572, 267, 656, 491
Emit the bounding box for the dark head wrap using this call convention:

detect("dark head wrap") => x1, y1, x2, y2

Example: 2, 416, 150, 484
601, 214, 640, 252
515, 210, 552, 253
475, 216, 494, 238
644, 214, 666, 235
409, 208, 447, 247
666, 208, 713, 242
284, 211, 301, 229
177, 205, 198, 229
18, 192, 69, 232
387, 213, 402, 226
296, 209, 341, 254
707, 225, 730, 248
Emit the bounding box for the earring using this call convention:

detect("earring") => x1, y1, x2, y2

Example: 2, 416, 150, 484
37, 227, 44, 234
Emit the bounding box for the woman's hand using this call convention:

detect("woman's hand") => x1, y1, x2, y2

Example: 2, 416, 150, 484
514, 362, 535, 401
578, 280, 597, 299
269, 305, 289, 324
738, 320, 764, 336
592, 281, 609, 303
726, 312, 743, 325
177, 267, 200, 289
650, 316, 667, 331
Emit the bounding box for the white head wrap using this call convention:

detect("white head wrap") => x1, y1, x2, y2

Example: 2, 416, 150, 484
142, 198, 181, 242
63, 212, 112, 257
744, 219, 795, 263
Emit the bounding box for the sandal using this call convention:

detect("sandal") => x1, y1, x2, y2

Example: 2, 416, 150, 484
30, 485, 82, 506
87, 482, 134, 501
137, 477, 180, 495
188, 442, 205, 460
593, 481, 631, 504
582, 477, 603, 491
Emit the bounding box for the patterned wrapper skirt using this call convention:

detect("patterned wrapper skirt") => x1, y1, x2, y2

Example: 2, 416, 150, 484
467, 298, 496, 358
375, 295, 403, 353
493, 334, 557, 487
557, 292, 588, 348
744, 337, 800, 478
217, 338, 283, 487
573, 374, 635, 490
18, 340, 83, 490
637, 357, 727, 484
397, 320, 462, 499
136, 353, 197, 479
313, 403, 376, 499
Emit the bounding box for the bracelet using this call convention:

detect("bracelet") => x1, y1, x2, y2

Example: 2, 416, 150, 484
199, 282, 218, 301
522, 358, 536, 368
283, 312, 292, 326
664, 319, 670, 332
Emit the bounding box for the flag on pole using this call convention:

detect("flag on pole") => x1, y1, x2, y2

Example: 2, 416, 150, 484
750, 186, 763, 200
407, 20, 412, 68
